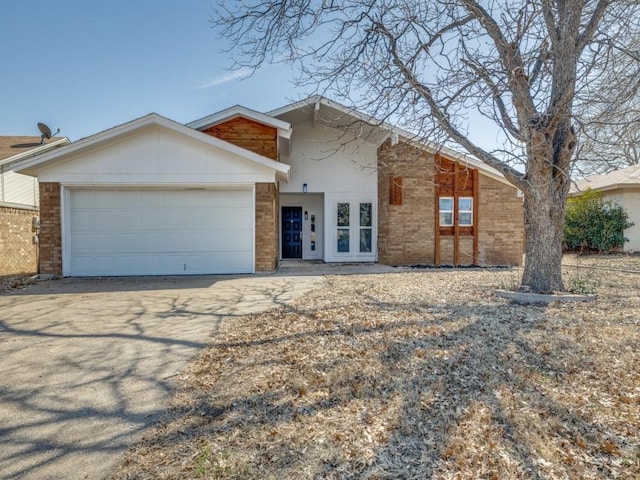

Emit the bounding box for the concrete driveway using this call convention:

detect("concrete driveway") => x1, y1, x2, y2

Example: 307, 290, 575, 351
0, 274, 323, 480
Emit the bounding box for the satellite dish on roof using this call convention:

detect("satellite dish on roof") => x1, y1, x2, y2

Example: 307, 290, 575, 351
37, 122, 60, 144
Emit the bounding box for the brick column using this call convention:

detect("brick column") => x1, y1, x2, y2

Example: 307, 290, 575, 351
39, 183, 62, 275
255, 183, 279, 272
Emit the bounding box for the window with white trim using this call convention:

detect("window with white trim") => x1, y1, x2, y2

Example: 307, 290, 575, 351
458, 197, 473, 226
337, 202, 350, 252
439, 197, 453, 226
359, 202, 372, 252
439, 197, 473, 226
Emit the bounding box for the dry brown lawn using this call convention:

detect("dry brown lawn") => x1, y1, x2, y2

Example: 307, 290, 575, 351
111, 255, 640, 479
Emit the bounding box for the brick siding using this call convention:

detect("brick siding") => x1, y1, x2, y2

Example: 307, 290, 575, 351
378, 141, 524, 266
0, 205, 38, 275
255, 183, 279, 272
38, 183, 62, 275
378, 141, 436, 265
477, 175, 524, 265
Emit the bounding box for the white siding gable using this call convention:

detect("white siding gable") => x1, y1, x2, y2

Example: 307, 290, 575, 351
279, 120, 377, 194
37, 125, 278, 186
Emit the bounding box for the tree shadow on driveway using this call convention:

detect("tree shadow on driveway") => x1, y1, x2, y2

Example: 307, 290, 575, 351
0, 275, 322, 480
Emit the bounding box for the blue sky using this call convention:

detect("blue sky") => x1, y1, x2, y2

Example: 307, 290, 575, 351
0, 1, 300, 141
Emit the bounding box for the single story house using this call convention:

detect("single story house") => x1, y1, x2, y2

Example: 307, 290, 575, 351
570, 164, 640, 251
13, 96, 524, 277
0, 136, 68, 275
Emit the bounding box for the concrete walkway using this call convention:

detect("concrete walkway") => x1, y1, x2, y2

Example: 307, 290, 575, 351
0, 274, 324, 480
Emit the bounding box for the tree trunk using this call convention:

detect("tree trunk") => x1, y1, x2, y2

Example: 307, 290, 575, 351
520, 123, 575, 292
521, 191, 566, 292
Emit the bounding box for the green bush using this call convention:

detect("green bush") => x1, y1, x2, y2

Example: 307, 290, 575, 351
564, 189, 633, 253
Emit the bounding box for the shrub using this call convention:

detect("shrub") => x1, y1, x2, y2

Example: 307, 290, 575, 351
564, 189, 633, 253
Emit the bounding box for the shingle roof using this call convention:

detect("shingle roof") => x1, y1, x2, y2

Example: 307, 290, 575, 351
0, 136, 64, 161
571, 163, 640, 194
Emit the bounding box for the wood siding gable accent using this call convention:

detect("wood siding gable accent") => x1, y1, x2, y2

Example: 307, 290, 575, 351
202, 117, 278, 161
435, 155, 478, 266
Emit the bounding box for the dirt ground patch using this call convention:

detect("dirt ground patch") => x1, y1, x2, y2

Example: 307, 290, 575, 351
0, 274, 37, 293
111, 255, 640, 479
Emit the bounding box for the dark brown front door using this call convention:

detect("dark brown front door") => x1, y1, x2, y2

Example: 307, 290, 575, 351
282, 207, 302, 258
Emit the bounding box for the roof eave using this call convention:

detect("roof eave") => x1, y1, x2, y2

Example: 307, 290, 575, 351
0, 137, 71, 169
569, 182, 640, 195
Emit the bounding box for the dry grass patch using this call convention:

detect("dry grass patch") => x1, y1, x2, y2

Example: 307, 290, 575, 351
111, 256, 640, 479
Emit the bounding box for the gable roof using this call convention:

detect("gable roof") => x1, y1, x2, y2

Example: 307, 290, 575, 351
0, 136, 70, 167
187, 105, 292, 139
269, 95, 514, 187
12, 113, 290, 182
571, 164, 640, 195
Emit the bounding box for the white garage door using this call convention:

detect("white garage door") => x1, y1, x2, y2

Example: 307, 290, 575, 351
67, 188, 254, 276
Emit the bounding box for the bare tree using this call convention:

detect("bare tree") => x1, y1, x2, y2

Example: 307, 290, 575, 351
213, 0, 640, 292
574, 35, 640, 175
576, 110, 640, 176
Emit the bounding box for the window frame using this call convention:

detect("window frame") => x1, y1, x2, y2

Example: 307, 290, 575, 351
439, 196, 474, 227
359, 202, 373, 253
336, 202, 350, 253
439, 197, 454, 227
458, 197, 473, 227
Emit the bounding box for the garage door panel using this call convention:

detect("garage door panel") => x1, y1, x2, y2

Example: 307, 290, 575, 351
165, 229, 253, 252
217, 208, 253, 228
137, 210, 166, 230
71, 190, 97, 207
113, 190, 142, 207
93, 190, 118, 207
70, 210, 96, 232
219, 189, 253, 207
180, 253, 253, 274
115, 233, 164, 253
70, 233, 98, 254
112, 210, 139, 230
68, 188, 254, 276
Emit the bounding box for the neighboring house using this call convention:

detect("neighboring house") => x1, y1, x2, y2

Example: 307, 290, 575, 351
0, 136, 69, 275
13, 97, 524, 277
570, 164, 640, 251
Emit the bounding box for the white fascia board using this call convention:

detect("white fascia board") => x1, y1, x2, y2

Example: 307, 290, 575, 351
270, 95, 513, 187
0, 137, 71, 168
13, 113, 290, 182
187, 105, 292, 139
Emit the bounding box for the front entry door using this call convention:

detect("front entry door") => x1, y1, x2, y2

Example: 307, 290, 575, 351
282, 207, 303, 258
